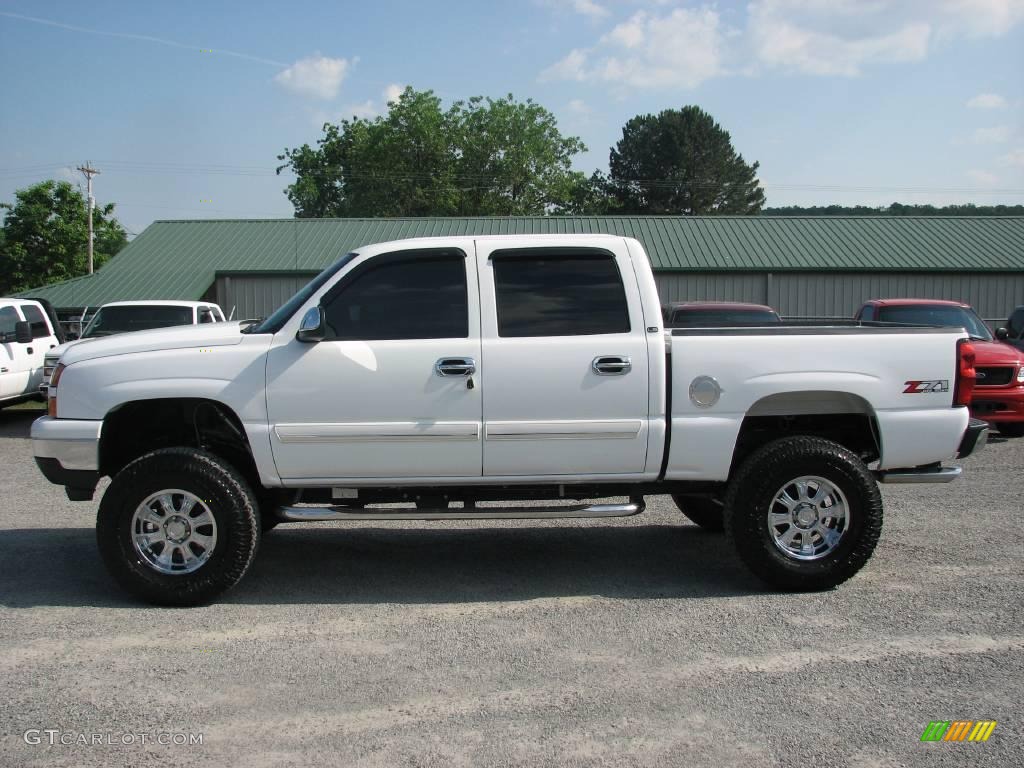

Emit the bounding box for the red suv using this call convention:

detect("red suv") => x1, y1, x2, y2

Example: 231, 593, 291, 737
856, 299, 1024, 436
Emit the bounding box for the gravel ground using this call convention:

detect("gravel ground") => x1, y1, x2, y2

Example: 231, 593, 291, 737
1, 405, 1021, 767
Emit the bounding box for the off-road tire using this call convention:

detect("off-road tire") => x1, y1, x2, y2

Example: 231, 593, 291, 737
672, 495, 725, 531
724, 436, 882, 591
97, 447, 260, 606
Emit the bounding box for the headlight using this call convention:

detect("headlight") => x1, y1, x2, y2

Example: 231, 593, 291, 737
1018, 366, 1024, 383
47, 363, 66, 418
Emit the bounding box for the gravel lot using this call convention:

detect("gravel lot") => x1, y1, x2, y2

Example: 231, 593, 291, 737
1, 405, 1021, 767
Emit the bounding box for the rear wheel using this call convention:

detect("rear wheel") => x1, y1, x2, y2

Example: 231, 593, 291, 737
671, 495, 724, 531
724, 436, 882, 591
97, 447, 260, 606
997, 422, 1024, 438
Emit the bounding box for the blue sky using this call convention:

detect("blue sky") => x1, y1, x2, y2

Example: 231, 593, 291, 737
1, 0, 1022, 234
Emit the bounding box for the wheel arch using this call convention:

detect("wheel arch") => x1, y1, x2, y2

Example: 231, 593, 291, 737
730, 389, 881, 478
99, 397, 263, 490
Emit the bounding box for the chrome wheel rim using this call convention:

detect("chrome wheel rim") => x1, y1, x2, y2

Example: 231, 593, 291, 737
131, 490, 218, 575
767, 476, 849, 561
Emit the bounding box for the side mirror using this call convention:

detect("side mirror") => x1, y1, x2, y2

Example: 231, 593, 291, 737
14, 320, 33, 344
296, 306, 326, 343
995, 327, 1009, 341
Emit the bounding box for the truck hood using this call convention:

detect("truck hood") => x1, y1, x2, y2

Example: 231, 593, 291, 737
971, 339, 1024, 366
59, 323, 245, 366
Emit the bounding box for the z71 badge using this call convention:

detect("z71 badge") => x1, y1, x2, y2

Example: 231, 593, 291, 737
903, 380, 949, 394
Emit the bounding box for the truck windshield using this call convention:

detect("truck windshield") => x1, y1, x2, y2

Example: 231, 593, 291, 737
244, 252, 358, 334
82, 306, 194, 338
671, 309, 780, 327
876, 305, 992, 341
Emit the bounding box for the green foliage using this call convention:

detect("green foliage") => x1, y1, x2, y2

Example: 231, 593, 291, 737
764, 203, 1024, 216
608, 106, 765, 215
0, 180, 128, 295
277, 88, 589, 217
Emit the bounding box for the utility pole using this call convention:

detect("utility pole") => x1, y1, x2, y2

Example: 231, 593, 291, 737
76, 162, 100, 274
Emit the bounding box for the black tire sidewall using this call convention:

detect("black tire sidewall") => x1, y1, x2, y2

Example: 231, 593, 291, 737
97, 448, 259, 605
726, 438, 882, 589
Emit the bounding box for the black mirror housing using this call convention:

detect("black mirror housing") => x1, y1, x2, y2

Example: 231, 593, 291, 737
14, 320, 33, 344
995, 327, 1009, 341
296, 306, 326, 343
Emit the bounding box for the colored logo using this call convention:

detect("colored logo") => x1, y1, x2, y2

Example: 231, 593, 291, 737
920, 720, 997, 742
903, 380, 950, 394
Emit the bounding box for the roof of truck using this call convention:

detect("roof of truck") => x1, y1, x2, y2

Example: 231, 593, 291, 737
864, 298, 971, 308
98, 300, 216, 308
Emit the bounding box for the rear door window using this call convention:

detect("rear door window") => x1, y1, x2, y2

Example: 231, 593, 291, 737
491, 249, 630, 337
0, 305, 19, 340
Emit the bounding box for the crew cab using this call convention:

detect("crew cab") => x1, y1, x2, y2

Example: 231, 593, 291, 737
663, 301, 781, 327
32, 236, 986, 605
856, 299, 1024, 437
40, 300, 226, 391
0, 298, 61, 408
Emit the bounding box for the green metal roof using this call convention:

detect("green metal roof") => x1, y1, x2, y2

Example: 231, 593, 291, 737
18, 216, 1024, 307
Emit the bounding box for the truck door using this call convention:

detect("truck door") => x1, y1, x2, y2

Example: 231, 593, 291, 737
475, 238, 651, 477
265, 247, 483, 481
19, 303, 58, 392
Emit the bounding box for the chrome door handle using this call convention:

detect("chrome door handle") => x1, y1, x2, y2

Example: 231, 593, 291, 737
435, 357, 476, 376
0, 367, 8, 373
592, 356, 632, 375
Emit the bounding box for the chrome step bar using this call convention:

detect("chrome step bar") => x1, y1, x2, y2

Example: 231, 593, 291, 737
875, 466, 962, 484
277, 500, 644, 522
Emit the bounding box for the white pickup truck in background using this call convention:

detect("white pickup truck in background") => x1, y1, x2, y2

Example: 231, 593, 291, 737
0, 298, 62, 408
39, 300, 226, 391
31, 235, 987, 605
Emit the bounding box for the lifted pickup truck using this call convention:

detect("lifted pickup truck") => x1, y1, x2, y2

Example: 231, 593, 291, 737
32, 235, 987, 605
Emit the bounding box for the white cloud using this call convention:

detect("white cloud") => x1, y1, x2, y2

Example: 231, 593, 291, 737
966, 92, 1008, 108
967, 169, 1000, 185
971, 125, 1012, 143
939, 0, 1024, 37
572, 0, 609, 19
1002, 148, 1024, 167
567, 98, 591, 114
542, 8, 727, 88
344, 100, 379, 119
383, 83, 406, 104
274, 55, 350, 100
541, 49, 589, 81
749, 1, 931, 76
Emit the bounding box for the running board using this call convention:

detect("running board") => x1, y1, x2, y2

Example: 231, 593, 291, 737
277, 500, 644, 522
875, 466, 962, 484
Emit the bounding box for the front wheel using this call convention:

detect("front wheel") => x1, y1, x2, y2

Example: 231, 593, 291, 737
724, 436, 882, 591
97, 447, 261, 606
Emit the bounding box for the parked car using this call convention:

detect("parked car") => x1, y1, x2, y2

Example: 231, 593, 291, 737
995, 305, 1024, 352
856, 298, 1024, 437
33, 235, 985, 605
40, 300, 225, 391
664, 301, 781, 327
0, 298, 62, 408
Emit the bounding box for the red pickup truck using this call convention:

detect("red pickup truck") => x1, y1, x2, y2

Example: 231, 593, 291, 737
856, 299, 1024, 436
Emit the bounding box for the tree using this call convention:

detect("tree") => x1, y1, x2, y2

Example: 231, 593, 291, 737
0, 180, 129, 295
608, 106, 765, 215
277, 88, 589, 217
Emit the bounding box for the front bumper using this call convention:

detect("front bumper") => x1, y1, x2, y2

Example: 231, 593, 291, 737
31, 416, 102, 499
970, 387, 1024, 423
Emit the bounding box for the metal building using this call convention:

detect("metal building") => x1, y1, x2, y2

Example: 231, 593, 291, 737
19, 216, 1024, 323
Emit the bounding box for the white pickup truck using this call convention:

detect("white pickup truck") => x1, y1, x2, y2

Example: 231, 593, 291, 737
31, 235, 987, 605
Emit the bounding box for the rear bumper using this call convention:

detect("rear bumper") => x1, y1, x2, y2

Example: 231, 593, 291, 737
956, 418, 989, 459
31, 416, 102, 499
